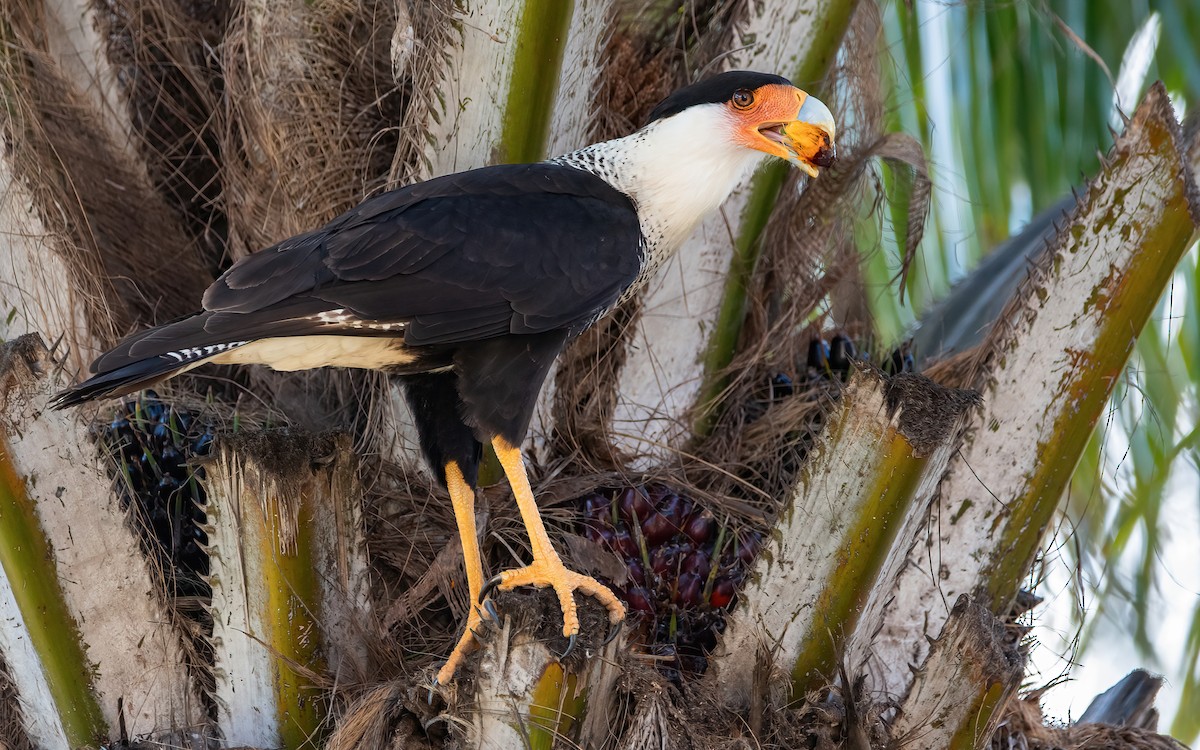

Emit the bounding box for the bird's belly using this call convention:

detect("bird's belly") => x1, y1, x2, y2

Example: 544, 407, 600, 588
209, 335, 415, 371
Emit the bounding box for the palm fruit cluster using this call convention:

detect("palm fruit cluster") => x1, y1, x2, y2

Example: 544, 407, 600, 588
806, 333, 915, 379
572, 335, 910, 679
576, 484, 763, 679
97, 391, 213, 598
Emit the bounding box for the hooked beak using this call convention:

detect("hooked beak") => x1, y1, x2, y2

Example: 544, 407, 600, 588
758, 94, 837, 178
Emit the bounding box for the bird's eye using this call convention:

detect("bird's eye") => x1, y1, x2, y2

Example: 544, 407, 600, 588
731, 89, 755, 110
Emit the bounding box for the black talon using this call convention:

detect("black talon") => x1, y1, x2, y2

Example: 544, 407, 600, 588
559, 633, 578, 660
479, 574, 503, 603
482, 598, 499, 623
426, 672, 441, 705
602, 619, 623, 646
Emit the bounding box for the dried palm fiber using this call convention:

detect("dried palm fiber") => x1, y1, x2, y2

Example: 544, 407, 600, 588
0, 652, 34, 750
684, 1, 928, 516
323, 682, 435, 750
1, 0, 210, 349
387, 0, 460, 187
216, 0, 407, 442
96, 0, 232, 278
219, 0, 401, 258
550, 0, 730, 471
992, 697, 1189, 750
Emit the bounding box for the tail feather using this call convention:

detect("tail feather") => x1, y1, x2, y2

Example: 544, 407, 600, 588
51, 297, 384, 409
50, 356, 198, 409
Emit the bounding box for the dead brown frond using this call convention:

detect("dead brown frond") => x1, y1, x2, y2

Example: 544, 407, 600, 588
991, 695, 1188, 750
552, 303, 642, 471
0, 652, 34, 750
365, 461, 462, 678
919, 344, 990, 390
324, 681, 436, 750
218, 0, 403, 259
96, 0, 231, 278
2, 0, 211, 343
386, 0, 455, 186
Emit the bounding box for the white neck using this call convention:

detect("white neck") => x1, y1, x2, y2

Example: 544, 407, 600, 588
551, 104, 768, 265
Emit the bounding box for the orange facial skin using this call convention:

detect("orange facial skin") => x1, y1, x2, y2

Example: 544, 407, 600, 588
727, 83, 836, 176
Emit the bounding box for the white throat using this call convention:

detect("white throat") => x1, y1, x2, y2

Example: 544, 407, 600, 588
551, 104, 768, 270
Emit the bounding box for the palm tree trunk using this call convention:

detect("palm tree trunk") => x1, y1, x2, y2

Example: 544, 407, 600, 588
2, 1, 1199, 748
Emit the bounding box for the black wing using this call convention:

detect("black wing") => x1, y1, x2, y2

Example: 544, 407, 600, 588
202, 163, 643, 347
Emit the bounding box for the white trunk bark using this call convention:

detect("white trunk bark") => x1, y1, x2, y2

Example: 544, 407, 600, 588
204, 436, 369, 747
865, 83, 1200, 708
0, 340, 200, 746
888, 595, 1024, 747
0, 163, 96, 373
610, 0, 855, 465
708, 369, 973, 708
41, 0, 138, 165
418, 0, 523, 178
462, 605, 625, 749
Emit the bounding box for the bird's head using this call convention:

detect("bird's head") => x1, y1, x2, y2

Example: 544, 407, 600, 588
646, 71, 837, 178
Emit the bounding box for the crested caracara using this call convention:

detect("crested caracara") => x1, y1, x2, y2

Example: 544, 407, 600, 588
52, 70, 836, 683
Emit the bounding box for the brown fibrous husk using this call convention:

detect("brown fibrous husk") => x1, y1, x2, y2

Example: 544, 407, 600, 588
0, 651, 34, 750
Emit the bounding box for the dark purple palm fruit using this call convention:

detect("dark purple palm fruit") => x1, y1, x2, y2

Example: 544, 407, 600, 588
618, 486, 652, 525
674, 573, 704, 607
807, 336, 831, 376
625, 585, 655, 615
613, 528, 639, 559
771, 372, 794, 399
884, 341, 915, 375
641, 492, 688, 546
682, 508, 715, 544
98, 392, 214, 599
713, 566, 747, 608
680, 549, 711, 579
828, 333, 857, 380
649, 543, 684, 580
736, 530, 764, 566
571, 480, 771, 679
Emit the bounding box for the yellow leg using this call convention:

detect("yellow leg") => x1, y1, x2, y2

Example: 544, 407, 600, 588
489, 437, 626, 637
436, 461, 487, 685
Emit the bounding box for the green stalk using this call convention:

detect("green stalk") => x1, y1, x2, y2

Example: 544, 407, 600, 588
983, 102, 1200, 610
692, 0, 860, 437
857, 194, 909, 346
0, 436, 108, 746
1170, 600, 1200, 743
260, 491, 327, 749
477, 0, 573, 486
499, 0, 574, 164
526, 662, 584, 750
788, 431, 927, 697
710, 371, 974, 707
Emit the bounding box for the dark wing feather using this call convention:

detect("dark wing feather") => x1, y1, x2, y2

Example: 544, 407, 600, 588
91, 297, 333, 373
203, 163, 643, 346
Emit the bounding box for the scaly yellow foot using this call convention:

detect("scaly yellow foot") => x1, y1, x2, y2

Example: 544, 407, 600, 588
435, 460, 488, 686
487, 436, 626, 652
485, 556, 627, 639
436, 605, 486, 685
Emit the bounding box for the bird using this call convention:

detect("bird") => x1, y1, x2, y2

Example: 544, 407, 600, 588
51, 70, 836, 684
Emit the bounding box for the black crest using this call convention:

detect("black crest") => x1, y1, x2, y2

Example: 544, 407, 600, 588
646, 71, 793, 124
